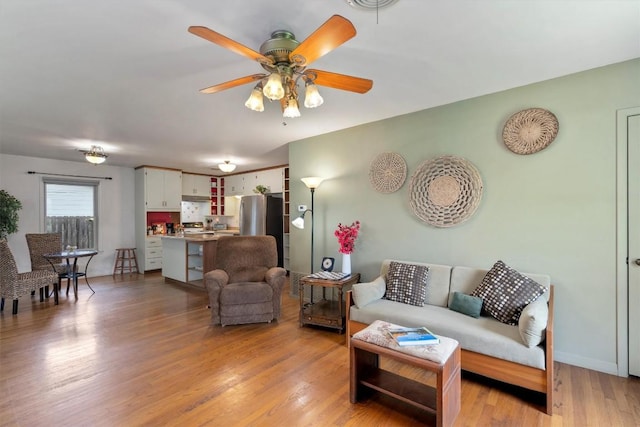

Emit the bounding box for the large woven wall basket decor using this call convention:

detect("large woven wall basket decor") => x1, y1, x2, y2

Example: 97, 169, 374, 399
369, 152, 407, 193
502, 107, 559, 155
409, 156, 483, 227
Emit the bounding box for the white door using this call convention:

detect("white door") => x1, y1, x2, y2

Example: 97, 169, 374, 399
629, 112, 640, 377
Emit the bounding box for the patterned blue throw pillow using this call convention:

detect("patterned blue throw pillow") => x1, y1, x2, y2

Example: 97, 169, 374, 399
384, 261, 430, 306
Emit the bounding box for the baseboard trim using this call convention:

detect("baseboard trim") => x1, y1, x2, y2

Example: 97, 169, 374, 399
554, 351, 620, 376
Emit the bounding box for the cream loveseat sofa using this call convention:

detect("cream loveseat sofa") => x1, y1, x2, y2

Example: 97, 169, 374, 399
346, 259, 554, 414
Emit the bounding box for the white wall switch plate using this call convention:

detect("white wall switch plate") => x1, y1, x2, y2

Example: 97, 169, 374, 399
298, 205, 307, 212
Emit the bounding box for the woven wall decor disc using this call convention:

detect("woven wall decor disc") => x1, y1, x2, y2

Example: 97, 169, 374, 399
409, 155, 483, 227
502, 108, 559, 155
369, 152, 407, 193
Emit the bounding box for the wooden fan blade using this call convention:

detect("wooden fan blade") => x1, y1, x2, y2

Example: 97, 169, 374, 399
188, 26, 273, 66
306, 69, 373, 94
289, 15, 356, 67
199, 74, 266, 94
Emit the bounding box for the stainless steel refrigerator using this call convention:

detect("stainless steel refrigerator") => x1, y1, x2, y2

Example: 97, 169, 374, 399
239, 194, 284, 267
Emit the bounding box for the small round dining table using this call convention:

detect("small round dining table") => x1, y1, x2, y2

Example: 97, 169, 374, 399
43, 249, 98, 300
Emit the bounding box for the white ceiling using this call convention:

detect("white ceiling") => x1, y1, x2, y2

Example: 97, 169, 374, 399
1, 1, 639, 175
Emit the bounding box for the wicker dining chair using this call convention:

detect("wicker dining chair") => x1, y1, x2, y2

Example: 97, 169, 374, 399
25, 233, 71, 295
0, 239, 58, 315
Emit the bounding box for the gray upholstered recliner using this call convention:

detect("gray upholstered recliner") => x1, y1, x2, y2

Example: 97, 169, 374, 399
204, 235, 287, 326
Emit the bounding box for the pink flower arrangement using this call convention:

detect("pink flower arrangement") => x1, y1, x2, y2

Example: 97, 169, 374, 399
335, 221, 361, 254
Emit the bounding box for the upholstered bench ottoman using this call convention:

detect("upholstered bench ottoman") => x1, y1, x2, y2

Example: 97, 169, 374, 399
350, 320, 461, 427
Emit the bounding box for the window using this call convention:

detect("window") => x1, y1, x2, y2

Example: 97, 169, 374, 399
44, 179, 99, 249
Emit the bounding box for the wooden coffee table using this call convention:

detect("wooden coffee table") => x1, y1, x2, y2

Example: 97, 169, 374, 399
350, 326, 461, 427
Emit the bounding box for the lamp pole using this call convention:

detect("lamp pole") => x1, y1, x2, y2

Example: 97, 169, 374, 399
299, 176, 324, 274
310, 187, 315, 273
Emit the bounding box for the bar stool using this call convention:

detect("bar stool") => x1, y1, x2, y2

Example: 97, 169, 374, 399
113, 248, 139, 275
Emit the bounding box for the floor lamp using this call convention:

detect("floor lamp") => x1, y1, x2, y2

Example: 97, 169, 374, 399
291, 177, 324, 273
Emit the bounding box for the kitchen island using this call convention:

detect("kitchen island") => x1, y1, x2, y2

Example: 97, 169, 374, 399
161, 234, 222, 288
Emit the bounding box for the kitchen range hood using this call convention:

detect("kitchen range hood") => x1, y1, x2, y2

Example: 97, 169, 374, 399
182, 194, 211, 202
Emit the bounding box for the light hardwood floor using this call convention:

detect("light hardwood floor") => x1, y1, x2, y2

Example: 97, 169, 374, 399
1, 273, 639, 426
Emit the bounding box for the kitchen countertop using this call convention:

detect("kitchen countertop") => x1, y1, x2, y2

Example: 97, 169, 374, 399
161, 234, 222, 242
214, 230, 240, 235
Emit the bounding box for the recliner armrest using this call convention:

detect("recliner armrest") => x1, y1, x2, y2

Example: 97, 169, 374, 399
265, 267, 287, 286
205, 269, 229, 290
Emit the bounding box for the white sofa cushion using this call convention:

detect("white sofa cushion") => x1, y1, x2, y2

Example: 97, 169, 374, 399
519, 296, 549, 347
349, 299, 546, 369
380, 259, 452, 307
352, 276, 386, 309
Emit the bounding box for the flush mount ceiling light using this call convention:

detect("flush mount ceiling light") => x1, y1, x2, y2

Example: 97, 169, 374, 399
81, 145, 108, 165
218, 161, 237, 173
188, 15, 372, 120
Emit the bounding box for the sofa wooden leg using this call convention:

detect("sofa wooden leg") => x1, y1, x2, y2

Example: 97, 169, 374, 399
1, 297, 4, 311
12, 299, 18, 315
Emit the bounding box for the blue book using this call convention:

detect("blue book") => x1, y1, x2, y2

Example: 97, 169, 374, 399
387, 327, 440, 346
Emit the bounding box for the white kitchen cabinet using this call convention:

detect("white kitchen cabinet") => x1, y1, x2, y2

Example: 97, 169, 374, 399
225, 174, 244, 196
145, 236, 163, 270
259, 168, 284, 193
242, 173, 258, 194
145, 168, 182, 211
225, 168, 284, 196
135, 167, 181, 273
243, 169, 282, 195
182, 173, 211, 197
161, 237, 216, 287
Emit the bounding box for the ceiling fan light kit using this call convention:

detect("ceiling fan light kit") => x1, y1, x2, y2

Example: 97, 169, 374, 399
188, 15, 372, 120
283, 98, 301, 118
304, 81, 324, 108
263, 72, 285, 100
244, 83, 265, 112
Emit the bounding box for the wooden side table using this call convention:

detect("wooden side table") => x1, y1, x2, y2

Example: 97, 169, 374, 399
299, 273, 360, 332
350, 338, 461, 427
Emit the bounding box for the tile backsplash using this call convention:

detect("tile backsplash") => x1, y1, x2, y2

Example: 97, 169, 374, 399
181, 201, 209, 222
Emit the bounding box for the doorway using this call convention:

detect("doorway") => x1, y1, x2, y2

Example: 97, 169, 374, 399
628, 111, 640, 377
618, 106, 640, 377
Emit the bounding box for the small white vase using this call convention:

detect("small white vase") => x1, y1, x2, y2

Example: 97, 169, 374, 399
342, 253, 352, 275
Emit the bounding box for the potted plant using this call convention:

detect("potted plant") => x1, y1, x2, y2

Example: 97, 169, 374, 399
0, 190, 22, 240
253, 185, 270, 194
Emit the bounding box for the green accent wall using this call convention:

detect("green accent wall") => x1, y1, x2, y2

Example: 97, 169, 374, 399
289, 58, 640, 373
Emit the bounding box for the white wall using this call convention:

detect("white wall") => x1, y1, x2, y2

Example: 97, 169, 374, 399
0, 154, 135, 276
289, 58, 640, 374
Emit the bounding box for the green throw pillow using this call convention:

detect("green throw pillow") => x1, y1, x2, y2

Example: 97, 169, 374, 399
449, 291, 482, 318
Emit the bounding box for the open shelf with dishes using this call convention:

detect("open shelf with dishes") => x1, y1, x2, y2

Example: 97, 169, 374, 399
211, 177, 225, 215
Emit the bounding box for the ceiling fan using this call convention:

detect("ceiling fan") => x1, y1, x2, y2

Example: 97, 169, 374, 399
188, 15, 373, 118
